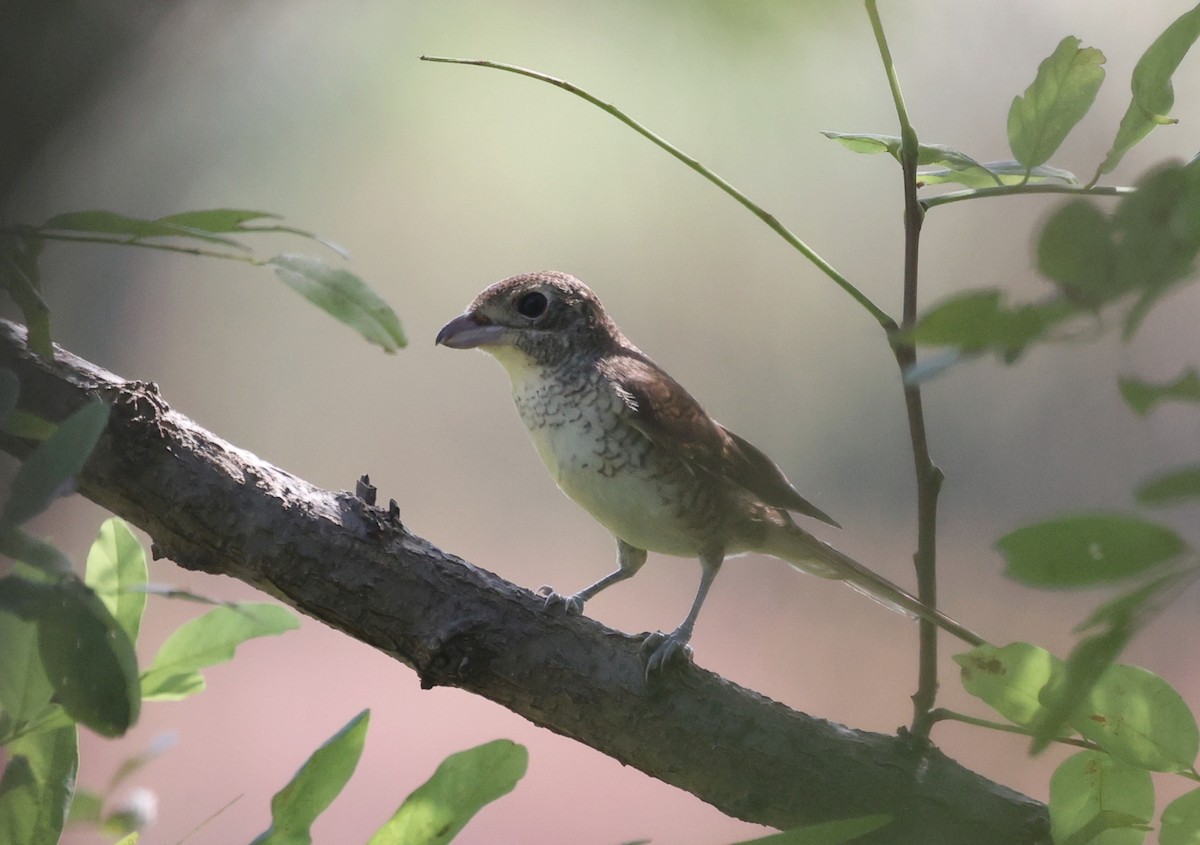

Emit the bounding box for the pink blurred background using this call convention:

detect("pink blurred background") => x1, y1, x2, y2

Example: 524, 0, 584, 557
7, 1, 1200, 843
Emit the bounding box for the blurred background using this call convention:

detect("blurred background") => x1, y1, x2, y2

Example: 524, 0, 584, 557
4, 0, 1200, 842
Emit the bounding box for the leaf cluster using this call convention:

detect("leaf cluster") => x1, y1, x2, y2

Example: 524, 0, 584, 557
0, 209, 406, 357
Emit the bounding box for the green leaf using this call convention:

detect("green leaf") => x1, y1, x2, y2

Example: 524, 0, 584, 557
66, 788, 104, 824
1, 399, 109, 528
1096, 3, 1200, 178
0, 236, 52, 357
998, 513, 1187, 587
0, 369, 18, 429
820, 131, 903, 156
954, 642, 1064, 728
40, 210, 248, 251
1049, 751, 1153, 845
3, 411, 57, 441
1113, 162, 1200, 337
917, 161, 1078, 188
1076, 566, 1199, 636
0, 528, 74, 574
84, 519, 147, 645
251, 710, 370, 845
1072, 663, 1199, 772
140, 603, 298, 701
1162, 787, 1200, 845
729, 815, 893, 845
268, 255, 406, 353
908, 289, 1075, 361
1119, 369, 1200, 414
820, 132, 1011, 187
1032, 626, 1133, 754
1037, 200, 1120, 305
38, 579, 140, 737
155, 208, 281, 232
0, 725, 78, 845
1008, 37, 1106, 170
0, 573, 55, 726
1136, 464, 1200, 506
366, 739, 528, 845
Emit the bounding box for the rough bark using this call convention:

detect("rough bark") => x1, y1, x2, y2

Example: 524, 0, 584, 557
0, 319, 1050, 844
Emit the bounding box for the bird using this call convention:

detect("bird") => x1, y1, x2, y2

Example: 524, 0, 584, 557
436, 271, 979, 675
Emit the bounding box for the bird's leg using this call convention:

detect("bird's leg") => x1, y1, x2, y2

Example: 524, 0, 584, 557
642, 548, 724, 676
540, 539, 647, 615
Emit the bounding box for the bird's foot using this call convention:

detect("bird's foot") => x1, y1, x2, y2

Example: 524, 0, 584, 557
640, 630, 693, 679
537, 585, 585, 615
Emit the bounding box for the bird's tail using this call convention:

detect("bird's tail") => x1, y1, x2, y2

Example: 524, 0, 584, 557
759, 522, 985, 646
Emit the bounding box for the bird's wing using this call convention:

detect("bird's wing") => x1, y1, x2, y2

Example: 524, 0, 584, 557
600, 353, 840, 527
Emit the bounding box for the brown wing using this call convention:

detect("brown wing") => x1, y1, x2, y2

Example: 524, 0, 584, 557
600, 352, 840, 528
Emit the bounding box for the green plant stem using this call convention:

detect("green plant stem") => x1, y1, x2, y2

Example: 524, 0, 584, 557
922, 183, 1134, 210
866, 0, 942, 740
419, 55, 896, 332
929, 709, 1099, 750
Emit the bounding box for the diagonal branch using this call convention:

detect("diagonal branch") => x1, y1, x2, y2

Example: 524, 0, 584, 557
0, 319, 1048, 845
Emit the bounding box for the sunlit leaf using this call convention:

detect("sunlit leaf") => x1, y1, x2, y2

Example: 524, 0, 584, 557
366, 740, 528, 845
84, 519, 147, 645
0, 725, 78, 845
1048, 751, 1153, 845
1032, 626, 1133, 754
916, 161, 1078, 188
38, 579, 140, 737
66, 789, 104, 824
1009, 37, 1106, 170
955, 642, 1064, 728
140, 603, 298, 701
1162, 788, 1200, 845
1096, 3, 1200, 178
1119, 368, 1200, 414
1072, 663, 1199, 772
269, 255, 406, 353
250, 710, 369, 845
1, 399, 109, 528
728, 815, 893, 845
820, 131, 1006, 185
998, 513, 1187, 587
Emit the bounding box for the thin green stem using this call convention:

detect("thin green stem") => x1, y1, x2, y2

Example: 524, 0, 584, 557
866, 0, 940, 740
420, 55, 896, 331
929, 709, 1100, 751
923, 183, 1134, 211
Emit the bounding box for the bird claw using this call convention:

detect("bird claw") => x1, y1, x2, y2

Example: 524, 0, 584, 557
537, 585, 585, 615
641, 630, 693, 679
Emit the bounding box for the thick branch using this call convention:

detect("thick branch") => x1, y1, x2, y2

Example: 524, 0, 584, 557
0, 320, 1049, 844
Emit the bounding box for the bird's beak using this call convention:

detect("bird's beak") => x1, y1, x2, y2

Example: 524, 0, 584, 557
435, 311, 506, 349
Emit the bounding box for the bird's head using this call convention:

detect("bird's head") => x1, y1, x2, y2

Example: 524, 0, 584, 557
436, 271, 622, 370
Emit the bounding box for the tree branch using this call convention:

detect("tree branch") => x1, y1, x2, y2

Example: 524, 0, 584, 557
0, 319, 1049, 845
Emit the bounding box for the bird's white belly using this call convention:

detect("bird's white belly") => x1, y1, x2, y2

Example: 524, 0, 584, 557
494, 348, 706, 556
533, 422, 702, 556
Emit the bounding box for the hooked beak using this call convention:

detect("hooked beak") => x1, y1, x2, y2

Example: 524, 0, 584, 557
435, 311, 507, 349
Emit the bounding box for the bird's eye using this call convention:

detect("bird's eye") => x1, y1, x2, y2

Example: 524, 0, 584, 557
516, 291, 548, 319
